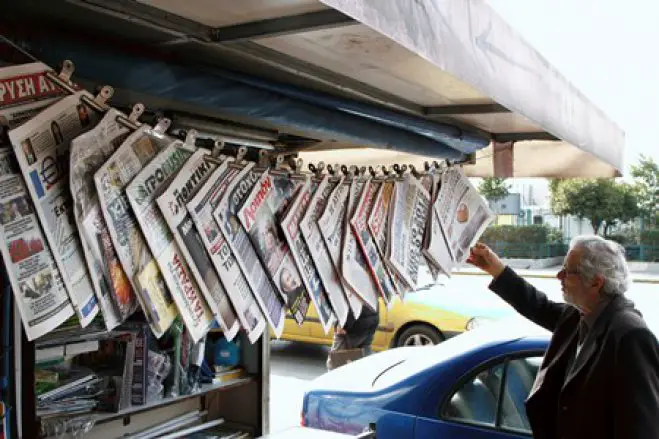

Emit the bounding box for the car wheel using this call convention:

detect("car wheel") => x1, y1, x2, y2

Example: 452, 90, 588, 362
396, 324, 444, 347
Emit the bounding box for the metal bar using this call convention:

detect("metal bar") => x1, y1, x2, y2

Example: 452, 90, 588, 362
211, 10, 356, 43
424, 104, 511, 116
493, 132, 559, 142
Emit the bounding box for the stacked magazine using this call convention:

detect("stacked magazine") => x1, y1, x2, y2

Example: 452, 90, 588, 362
0, 61, 495, 346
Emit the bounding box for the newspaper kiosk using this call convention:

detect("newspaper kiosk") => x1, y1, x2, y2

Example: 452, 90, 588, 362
0, 1, 624, 438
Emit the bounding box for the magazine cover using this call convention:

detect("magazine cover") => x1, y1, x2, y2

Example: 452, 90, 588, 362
387, 174, 431, 290
0, 148, 73, 340
237, 170, 310, 325
281, 178, 335, 334
70, 108, 137, 329
187, 160, 266, 344
94, 123, 177, 338
317, 179, 363, 319
156, 149, 240, 341
299, 175, 349, 327
214, 163, 285, 338
340, 177, 379, 312
8, 91, 100, 327
350, 179, 396, 308
126, 141, 213, 343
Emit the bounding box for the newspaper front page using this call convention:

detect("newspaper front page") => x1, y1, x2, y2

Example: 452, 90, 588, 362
299, 176, 349, 327
350, 179, 396, 308
0, 148, 73, 340
126, 142, 213, 343
423, 172, 454, 276
9, 91, 100, 327
94, 124, 177, 337
420, 174, 441, 280
156, 149, 240, 341
281, 178, 335, 334
340, 177, 379, 312
237, 170, 310, 325
387, 175, 431, 290
70, 109, 137, 330
214, 163, 285, 338
317, 179, 363, 319
368, 180, 410, 298
439, 170, 495, 264
187, 160, 266, 344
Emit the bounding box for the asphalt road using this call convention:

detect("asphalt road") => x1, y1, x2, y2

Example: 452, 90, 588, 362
268, 273, 659, 434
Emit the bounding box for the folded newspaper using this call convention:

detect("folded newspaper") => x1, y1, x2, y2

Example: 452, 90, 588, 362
281, 178, 336, 334
187, 159, 266, 344
237, 170, 310, 325
9, 91, 100, 327
94, 123, 178, 338
214, 162, 285, 338
299, 175, 350, 327
70, 108, 138, 330
317, 178, 363, 319
156, 149, 240, 341
126, 141, 213, 343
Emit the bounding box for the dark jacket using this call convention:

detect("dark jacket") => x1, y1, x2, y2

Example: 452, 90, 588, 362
490, 267, 659, 439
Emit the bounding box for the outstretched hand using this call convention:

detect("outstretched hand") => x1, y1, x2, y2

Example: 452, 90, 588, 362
466, 243, 505, 278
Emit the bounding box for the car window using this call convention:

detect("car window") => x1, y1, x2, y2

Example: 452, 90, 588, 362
442, 363, 505, 426
442, 355, 542, 434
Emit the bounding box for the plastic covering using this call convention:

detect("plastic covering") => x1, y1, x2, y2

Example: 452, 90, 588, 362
22, 35, 469, 159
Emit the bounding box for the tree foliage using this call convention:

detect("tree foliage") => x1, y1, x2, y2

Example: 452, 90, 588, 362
550, 179, 639, 236
630, 155, 659, 226
478, 177, 510, 203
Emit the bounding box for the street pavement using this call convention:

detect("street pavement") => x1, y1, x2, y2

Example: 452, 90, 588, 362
268, 272, 659, 434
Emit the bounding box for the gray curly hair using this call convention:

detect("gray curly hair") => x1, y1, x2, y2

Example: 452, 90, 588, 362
570, 235, 630, 297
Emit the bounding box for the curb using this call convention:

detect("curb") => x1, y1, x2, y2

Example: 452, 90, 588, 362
452, 271, 659, 284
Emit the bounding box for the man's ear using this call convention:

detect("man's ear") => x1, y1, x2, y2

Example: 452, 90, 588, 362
592, 274, 605, 292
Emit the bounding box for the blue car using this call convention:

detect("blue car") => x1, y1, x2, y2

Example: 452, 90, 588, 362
301, 319, 556, 438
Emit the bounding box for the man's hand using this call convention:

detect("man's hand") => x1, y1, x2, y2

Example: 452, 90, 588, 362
466, 243, 505, 278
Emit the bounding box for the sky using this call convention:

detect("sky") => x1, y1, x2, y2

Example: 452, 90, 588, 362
488, 0, 658, 175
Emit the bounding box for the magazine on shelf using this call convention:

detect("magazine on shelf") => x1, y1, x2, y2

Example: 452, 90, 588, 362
157, 149, 240, 341
187, 159, 266, 344
214, 162, 285, 338
317, 178, 363, 319
237, 170, 310, 325
299, 175, 350, 327
94, 123, 178, 338
126, 141, 213, 343
70, 108, 138, 330
281, 178, 335, 333
9, 91, 101, 327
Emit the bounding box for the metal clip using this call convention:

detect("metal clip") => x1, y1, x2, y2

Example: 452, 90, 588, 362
129, 103, 145, 123
153, 118, 171, 135
93, 85, 113, 107
236, 146, 248, 164
308, 161, 326, 179
273, 154, 285, 170
212, 139, 225, 157
184, 129, 198, 147
58, 60, 75, 83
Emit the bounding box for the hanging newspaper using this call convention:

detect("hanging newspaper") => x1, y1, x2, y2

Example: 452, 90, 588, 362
281, 178, 336, 334
214, 163, 285, 337
435, 168, 495, 264
94, 123, 178, 338
70, 109, 137, 330
317, 178, 363, 319
299, 175, 349, 327
350, 179, 396, 308
237, 170, 310, 325
340, 177, 379, 312
187, 160, 266, 344
420, 173, 442, 281
387, 174, 431, 290
423, 172, 454, 276
157, 149, 240, 341
126, 141, 213, 343
368, 180, 410, 299
0, 148, 73, 340
9, 91, 101, 327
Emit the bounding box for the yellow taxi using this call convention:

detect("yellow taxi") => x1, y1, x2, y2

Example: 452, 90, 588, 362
272, 278, 514, 351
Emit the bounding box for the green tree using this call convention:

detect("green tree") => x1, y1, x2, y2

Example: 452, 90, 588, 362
630, 155, 658, 227
478, 177, 510, 203
550, 179, 639, 236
